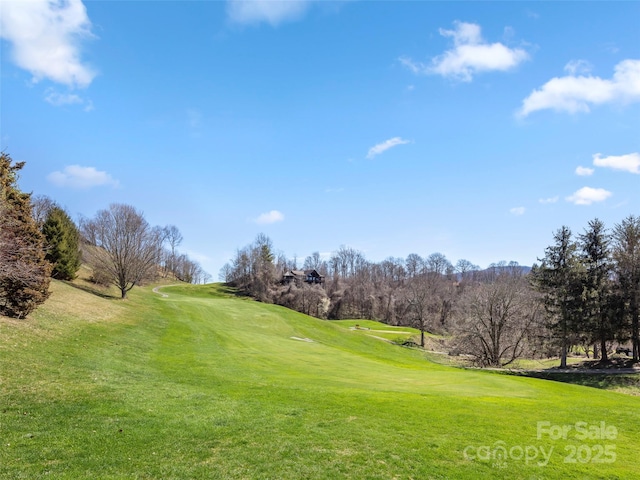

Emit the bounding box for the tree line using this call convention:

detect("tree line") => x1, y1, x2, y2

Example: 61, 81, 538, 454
1, 153, 209, 317
532, 218, 640, 366
221, 216, 640, 367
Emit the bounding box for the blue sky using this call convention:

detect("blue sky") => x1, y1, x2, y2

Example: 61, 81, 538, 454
2, 1, 639, 277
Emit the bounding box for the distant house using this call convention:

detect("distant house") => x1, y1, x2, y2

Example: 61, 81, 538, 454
282, 269, 325, 286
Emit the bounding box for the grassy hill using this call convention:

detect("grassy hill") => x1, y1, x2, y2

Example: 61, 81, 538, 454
1, 281, 639, 479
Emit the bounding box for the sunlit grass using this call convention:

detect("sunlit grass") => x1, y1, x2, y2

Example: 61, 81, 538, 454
1, 281, 639, 479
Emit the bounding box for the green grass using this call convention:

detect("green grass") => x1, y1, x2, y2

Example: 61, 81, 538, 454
508, 356, 585, 370
515, 371, 640, 397
331, 319, 422, 342
1, 281, 639, 479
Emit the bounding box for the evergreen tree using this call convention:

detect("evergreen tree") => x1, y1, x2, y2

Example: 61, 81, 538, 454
579, 219, 615, 361
42, 206, 81, 280
612, 215, 640, 361
531, 226, 583, 368
0, 153, 51, 318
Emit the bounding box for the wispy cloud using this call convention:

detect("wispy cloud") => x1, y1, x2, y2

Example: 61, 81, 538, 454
44, 88, 93, 111
44, 90, 83, 106
539, 196, 559, 204
400, 21, 529, 82
564, 59, 592, 76
575, 166, 594, 176
366, 137, 411, 159
509, 207, 526, 216
227, 0, 313, 26
566, 187, 612, 206
47, 165, 119, 189
526, 10, 540, 20
518, 59, 640, 117
0, 0, 96, 88
593, 152, 640, 174
254, 210, 285, 225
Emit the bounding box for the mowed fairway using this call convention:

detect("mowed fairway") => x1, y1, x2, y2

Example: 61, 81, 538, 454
1, 282, 639, 479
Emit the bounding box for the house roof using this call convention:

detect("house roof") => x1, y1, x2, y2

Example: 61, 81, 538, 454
283, 269, 325, 278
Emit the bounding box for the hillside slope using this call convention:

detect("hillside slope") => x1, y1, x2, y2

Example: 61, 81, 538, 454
1, 281, 639, 479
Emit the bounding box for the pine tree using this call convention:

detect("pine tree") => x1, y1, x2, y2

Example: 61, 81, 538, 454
42, 206, 81, 280
579, 218, 615, 361
531, 226, 583, 368
0, 153, 51, 318
612, 215, 640, 361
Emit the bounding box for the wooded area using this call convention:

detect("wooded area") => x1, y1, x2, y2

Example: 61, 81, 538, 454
0, 154, 209, 313
3, 154, 638, 367
222, 217, 640, 366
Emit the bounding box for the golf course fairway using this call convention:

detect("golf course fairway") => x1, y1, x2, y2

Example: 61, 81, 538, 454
1, 281, 638, 479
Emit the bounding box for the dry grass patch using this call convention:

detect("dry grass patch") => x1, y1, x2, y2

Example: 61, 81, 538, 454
42, 280, 126, 323
0, 279, 126, 357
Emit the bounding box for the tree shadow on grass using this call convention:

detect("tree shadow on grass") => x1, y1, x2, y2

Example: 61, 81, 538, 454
510, 364, 640, 394
213, 283, 252, 299
159, 283, 251, 300
213, 283, 237, 295
62, 280, 120, 300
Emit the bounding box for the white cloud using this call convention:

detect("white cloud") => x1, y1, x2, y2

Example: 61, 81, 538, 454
593, 152, 640, 174
47, 165, 119, 189
564, 59, 592, 76
44, 90, 83, 106
366, 137, 411, 159
44, 87, 92, 110
254, 210, 284, 225
539, 196, 559, 204
566, 187, 612, 206
518, 59, 640, 117
398, 56, 423, 75
0, 0, 96, 88
400, 21, 529, 82
227, 0, 312, 26
575, 166, 594, 176
510, 207, 526, 216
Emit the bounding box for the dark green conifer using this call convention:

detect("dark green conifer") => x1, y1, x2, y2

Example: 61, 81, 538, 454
42, 207, 81, 280
0, 153, 51, 318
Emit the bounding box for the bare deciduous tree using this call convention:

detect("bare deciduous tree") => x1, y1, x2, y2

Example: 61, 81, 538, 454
404, 277, 432, 347
31, 194, 57, 228
81, 204, 163, 299
455, 268, 541, 367
455, 259, 479, 280
163, 225, 183, 276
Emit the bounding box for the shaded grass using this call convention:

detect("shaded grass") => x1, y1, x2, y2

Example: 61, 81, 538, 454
514, 371, 640, 396
1, 282, 639, 479
508, 356, 585, 370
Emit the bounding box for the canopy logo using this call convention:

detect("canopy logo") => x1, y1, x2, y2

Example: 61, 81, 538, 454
463, 420, 618, 469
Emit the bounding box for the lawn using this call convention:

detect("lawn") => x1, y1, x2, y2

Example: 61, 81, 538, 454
1, 281, 639, 479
